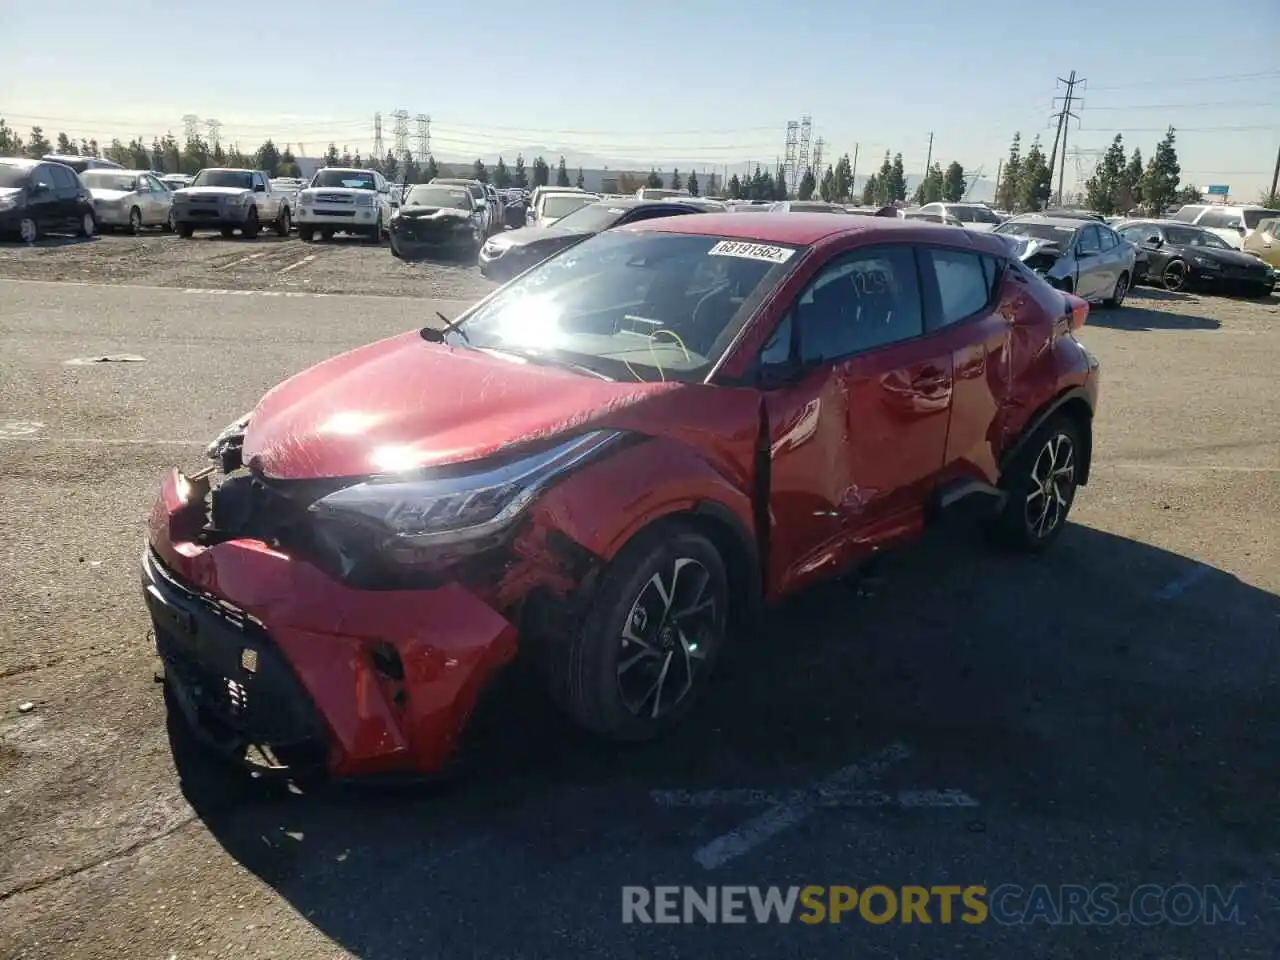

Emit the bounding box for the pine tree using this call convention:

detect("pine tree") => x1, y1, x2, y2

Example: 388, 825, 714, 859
473, 159, 489, 183
798, 167, 817, 200
646, 168, 662, 188
1016, 136, 1051, 212
861, 174, 878, 205
1120, 148, 1144, 212
1141, 126, 1181, 216
819, 167, 835, 201
493, 156, 511, 187
25, 126, 51, 159
687, 170, 699, 196
942, 162, 966, 203
532, 156, 550, 187
576, 166, 585, 189
670, 168, 682, 190
513, 153, 528, 188
727, 173, 741, 199
324, 143, 340, 167
383, 151, 399, 182
1084, 134, 1126, 214
887, 153, 907, 202
833, 154, 853, 202
996, 133, 1022, 211
554, 155, 570, 187
55, 132, 76, 155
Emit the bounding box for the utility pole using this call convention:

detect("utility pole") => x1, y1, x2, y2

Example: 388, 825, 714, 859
1270, 142, 1280, 205
1049, 71, 1083, 207
924, 132, 934, 175
994, 157, 1003, 205
850, 143, 859, 198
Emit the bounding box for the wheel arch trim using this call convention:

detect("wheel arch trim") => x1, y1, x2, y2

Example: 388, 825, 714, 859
1000, 386, 1095, 485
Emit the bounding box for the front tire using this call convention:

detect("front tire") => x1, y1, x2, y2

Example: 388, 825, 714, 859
1162, 260, 1187, 292
274, 206, 291, 237
547, 522, 729, 741
78, 211, 97, 238
993, 415, 1082, 552
299, 225, 316, 243
177, 222, 195, 239
241, 208, 260, 239
128, 207, 143, 236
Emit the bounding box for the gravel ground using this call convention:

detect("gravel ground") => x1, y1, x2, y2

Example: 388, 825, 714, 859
0, 233, 497, 301
0, 274, 1278, 959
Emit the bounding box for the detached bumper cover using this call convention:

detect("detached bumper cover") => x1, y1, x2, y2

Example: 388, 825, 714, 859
143, 469, 519, 777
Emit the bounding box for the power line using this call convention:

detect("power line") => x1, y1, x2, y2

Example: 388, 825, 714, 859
1076, 123, 1274, 133
1084, 71, 1280, 91
1081, 99, 1279, 111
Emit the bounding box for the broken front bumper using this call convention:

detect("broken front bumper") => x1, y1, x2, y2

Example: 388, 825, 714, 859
142, 469, 519, 778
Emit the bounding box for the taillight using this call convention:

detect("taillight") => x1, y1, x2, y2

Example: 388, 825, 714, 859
1064, 293, 1089, 330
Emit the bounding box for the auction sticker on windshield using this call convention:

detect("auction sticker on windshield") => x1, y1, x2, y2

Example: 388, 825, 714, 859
708, 240, 797, 263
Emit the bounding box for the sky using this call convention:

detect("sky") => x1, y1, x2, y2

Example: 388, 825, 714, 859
2, 0, 1278, 198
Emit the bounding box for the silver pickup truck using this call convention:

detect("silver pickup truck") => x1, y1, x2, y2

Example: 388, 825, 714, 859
172, 168, 293, 239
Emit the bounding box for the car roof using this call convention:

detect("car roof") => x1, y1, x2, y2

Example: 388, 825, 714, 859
0, 157, 38, 168
626, 211, 1011, 253
1004, 215, 1086, 230
316, 167, 376, 175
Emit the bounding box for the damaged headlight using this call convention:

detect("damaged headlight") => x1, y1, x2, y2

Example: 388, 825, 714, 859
205, 412, 252, 466
309, 429, 625, 551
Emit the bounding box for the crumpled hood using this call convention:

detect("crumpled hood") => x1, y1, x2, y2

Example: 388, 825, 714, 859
1185, 246, 1268, 269
395, 205, 470, 220
90, 188, 132, 202
1000, 235, 1061, 261
242, 331, 679, 479
492, 224, 587, 249
178, 186, 249, 200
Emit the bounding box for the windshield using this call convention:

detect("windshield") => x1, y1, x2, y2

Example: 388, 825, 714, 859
947, 205, 1000, 224
311, 170, 376, 190
81, 171, 139, 191
993, 221, 1077, 244
548, 202, 629, 233
446, 231, 798, 383
542, 194, 595, 219
0, 165, 31, 188
1164, 226, 1231, 248
192, 169, 253, 189
1244, 208, 1280, 229
404, 185, 471, 209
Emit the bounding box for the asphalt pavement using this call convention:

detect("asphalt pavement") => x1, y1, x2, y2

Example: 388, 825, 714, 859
1, 278, 1278, 959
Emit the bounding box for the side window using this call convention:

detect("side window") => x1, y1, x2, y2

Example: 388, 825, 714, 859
51, 165, 78, 190
759, 312, 793, 366
1098, 227, 1118, 251
629, 206, 690, 223
920, 203, 940, 214
795, 246, 924, 362
1076, 225, 1101, 254
1171, 205, 1202, 223
1117, 226, 1145, 243
254, 173, 267, 191
924, 247, 992, 329
31, 165, 55, 191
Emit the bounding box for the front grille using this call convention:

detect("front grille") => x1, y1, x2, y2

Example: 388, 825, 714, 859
316, 193, 355, 204
395, 219, 460, 243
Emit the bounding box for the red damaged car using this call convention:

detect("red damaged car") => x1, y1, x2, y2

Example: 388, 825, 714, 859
142, 213, 1099, 779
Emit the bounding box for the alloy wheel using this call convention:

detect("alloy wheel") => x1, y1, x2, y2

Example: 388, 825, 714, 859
616, 556, 722, 720
1163, 262, 1186, 291
1024, 432, 1076, 539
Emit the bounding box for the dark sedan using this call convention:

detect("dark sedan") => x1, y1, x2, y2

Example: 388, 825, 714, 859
1116, 220, 1275, 297
388, 183, 488, 260
478, 198, 706, 281
0, 157, 98, 242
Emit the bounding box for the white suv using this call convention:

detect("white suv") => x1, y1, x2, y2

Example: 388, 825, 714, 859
1170, 203, 1280, 249
295, 168, 394, 243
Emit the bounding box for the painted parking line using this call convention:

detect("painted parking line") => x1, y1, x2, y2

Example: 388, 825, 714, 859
657, 742, 933, 871
277, 254, 317, 274
214, 251, 270, 270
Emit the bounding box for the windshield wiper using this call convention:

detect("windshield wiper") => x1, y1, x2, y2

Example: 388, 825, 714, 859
420, 310, 470, 344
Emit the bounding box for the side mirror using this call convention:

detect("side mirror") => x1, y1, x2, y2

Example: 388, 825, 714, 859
253, 183, 265, 193
29, 183, 48, 195
1145, 236, 1162, 247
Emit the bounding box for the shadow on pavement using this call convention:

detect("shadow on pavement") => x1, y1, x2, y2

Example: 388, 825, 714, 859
1088, 304, 1221, 331
0, 235, 99, 249
168, 522, 1280, 958
1129, 286, 1198, 303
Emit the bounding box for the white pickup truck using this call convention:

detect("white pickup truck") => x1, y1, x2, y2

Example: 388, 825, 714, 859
171, 168, 292, 238
295, 168, 394, 243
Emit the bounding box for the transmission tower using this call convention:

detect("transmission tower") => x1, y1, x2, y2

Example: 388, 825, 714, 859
1048, 71, 1085, 206
797, 116, 813, 180
783, 121, 799, 194
413, 114, 430, 162
182, 114, 201, 142
373, 113, 384, 161
205, 119, 221, 145
390, 109, 410, 163
811, 137, 824, 178
962, 165, 986, 200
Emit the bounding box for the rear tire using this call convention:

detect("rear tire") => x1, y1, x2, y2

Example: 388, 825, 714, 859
1162, 260, 1187, 292
128, 207, 143, 236
220, 227, 235, 239
78, 211, 97, 238
19, 218, 38, 243
1104, 270, 1129, 308
545, 521, 730, 742
274, 206, 291, 237
320, 228, 334, 241
367, 214, 382, 244
177, 222, 195, 239
992, 414, 1083, 552
299, 226, 316, 243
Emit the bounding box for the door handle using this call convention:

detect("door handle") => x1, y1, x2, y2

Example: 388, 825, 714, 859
912, 368, 950, 389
